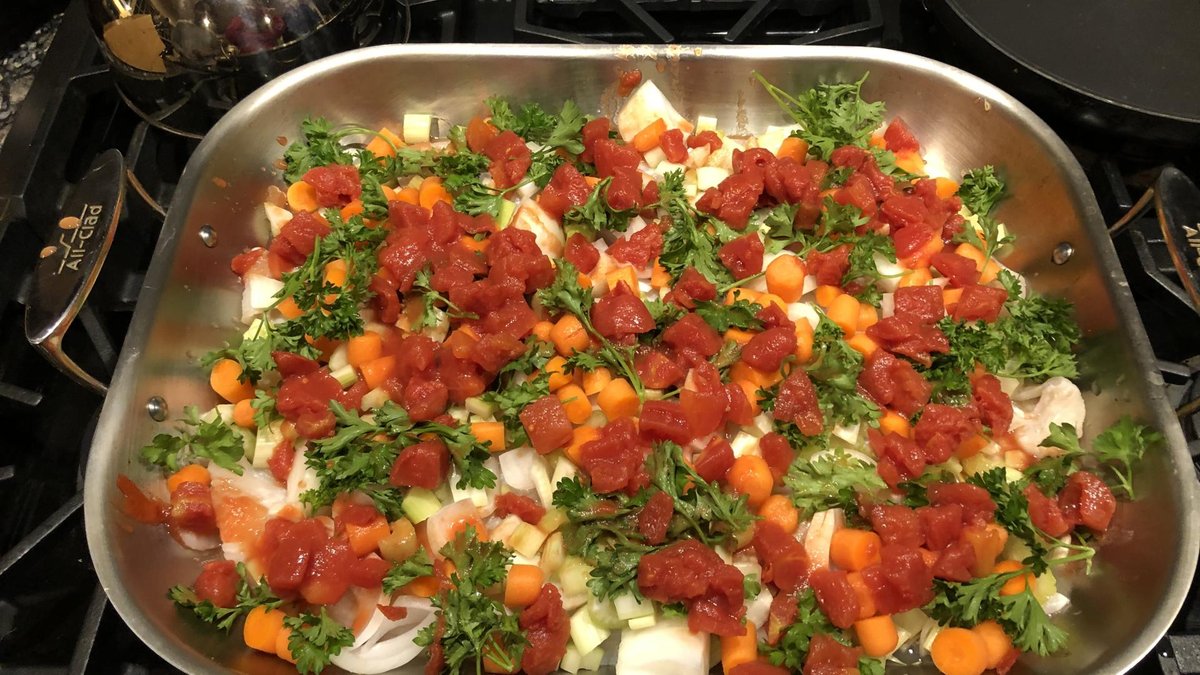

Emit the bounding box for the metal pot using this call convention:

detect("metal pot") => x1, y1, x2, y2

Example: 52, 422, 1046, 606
87, 0, 400, 137
76, 44, 1198, 673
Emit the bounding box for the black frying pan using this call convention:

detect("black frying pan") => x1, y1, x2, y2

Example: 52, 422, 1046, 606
932, 0, 1200, 151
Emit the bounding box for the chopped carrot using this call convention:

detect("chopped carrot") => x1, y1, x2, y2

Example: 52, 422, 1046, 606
545, 355, 573, 392
243, 606, 286, 653
565, 425, 602, 464
324, 259, 348, 288
830, 529, 883, 571
766, 255, 806, 302
898, 267, 933, 288
728, 455, 773, 508
758, 495, 799, 534
827, 293, 861, 336
814, 284, 842, 307
857, 304, 879, 331
868, 133, 886, 149
846, 333, 878, 356
930, 627, 988, 675
846, 571, 876, 620
577, 272, 593, 289
879, 410, 911, 438
597, 378, 639, 419
650, 259, 671, 289
360, 355, 396, 390
557, 384, 592, 425
418, 176, 452, 209
286, 181, 319, 212
757, 293, 787, 312
971, 620, 1013, 669
444, 326, 479, 359
460, 234, 489, 255
956, 433, 991, 459
531, 320, 555, 342
550, 315, 589, 356
724, 328, 756, 346
725, 287, 761, 305
894, 150, 926, 176
905, 235, 945, 268
954, 243, 1002, 284
210, 358, 254, 403
339, 199, 365, 222
855, 614, 899, 657
720, 620, 758, 675
365, 126, 404, 158
401, 575, 440, 598
232, 398, 256, 429
503, 564, 544, 607
631, 118, 667, 152
993, 560, 1036, 596
736, 380, 762, 416
581, 367, 612, 396
935, 177, 960, 200
275, 625, 296, 663
471, 422, 506, 452
943, 287, 964, 310
794, 319, 814, 363
776, 136, 809, 163
277, 295, 305, 319
347, 331, 384, 369
730, 361, 783, 388
583, 176, 602, 188
606, 266, 640, 297
166, 464, 211, 493
347, 516, 391, 556
396, 186, 421, 205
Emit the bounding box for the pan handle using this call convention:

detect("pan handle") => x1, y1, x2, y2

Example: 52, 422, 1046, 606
23, 149, 126, 395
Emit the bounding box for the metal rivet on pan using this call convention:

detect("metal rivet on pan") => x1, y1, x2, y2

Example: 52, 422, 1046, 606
146, 396, 168, 421
1051, 242, 1074, 265
199, 225, 218, 248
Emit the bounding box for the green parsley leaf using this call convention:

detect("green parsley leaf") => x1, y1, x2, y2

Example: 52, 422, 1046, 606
744, 574, 762, 601
140, 405, 247, 475
695, 297, 765, 333
966, 468, 1050, 575
762, 589, 839, 669
553, 477, 656, 601
650, 442, 758, 547
928, 572, 1068, 657
657, 170, 737, 286
842, 231, 896, 306
820, 197, 869, 234
806, 317, 880, 427
168, 563, 280, 632
753, 72, 885, 160
482, 373, 551, 448
282, 118, 353, 183
784, 450, 886, 517
1092, 416, 1162, 499
251, 390, 279, 429
382, 548, 435, 594
284, 608, 356, 675
413, 267, 479, 330
562, 177, 638, 238
958, 165, 1006, 216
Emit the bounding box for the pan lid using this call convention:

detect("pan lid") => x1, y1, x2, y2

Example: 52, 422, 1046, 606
945, 0, 1200, 124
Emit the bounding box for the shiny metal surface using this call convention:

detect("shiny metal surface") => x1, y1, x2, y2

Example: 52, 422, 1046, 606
83, 44, 1199, 674
25, 148, 126, 394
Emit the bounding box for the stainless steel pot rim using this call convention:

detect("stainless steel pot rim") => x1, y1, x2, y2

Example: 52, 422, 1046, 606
83, 43, 1200, 675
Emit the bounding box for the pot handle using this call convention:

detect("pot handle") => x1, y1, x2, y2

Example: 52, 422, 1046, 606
24, 149, 125, 395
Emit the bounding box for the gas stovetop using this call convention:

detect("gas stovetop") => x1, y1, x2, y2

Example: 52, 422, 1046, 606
0, 0, 1197, 673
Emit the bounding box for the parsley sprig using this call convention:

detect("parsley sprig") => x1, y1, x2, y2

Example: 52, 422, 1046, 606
761, 589, 840, 669
553, 477, 656, 601
753, 72, 885, 160
168, 563, 280, 631
486, 97, 587, 154
650, 442, 757, 546
382, 548, 435, 594
284, 608, 356, 675
784, 450, 886, 517
657, 170, 738, 285
140, 405, 247, 475
928, 572, 1067, 656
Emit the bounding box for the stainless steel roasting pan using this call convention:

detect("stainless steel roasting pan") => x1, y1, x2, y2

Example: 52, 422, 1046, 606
81, 44, 1200, 674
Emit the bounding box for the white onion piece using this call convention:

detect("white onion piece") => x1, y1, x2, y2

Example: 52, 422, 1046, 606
498, 447, 540, 491
330, 597, 436, 674
880, 292, 895, 319
427, 499, 483, 557
178, 530, 220, 551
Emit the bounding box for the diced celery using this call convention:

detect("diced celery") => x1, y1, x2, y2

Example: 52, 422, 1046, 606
330, 364, 357, 388
560, 557, 594, 598
360, 387, 390, 410
327, 343, 349, 372
540, 532, 565, 577
560, 645, 582, 674
578, 644, 605, 671
465, 396, 497, 418
401, 488, 442, 524
496, 199, 517, 229
402, 113, 432, 144
242, 317, 266, 341
253, 421, 283, 469
613, 594, 654, 621
570, 605, 611, 656
531, 458, 554, 507
588, 598, 624, 630
538, 507, 568, 534
551, 455, 578, 491
961, 452, 1004, 477
509, 522, 548, 558
626, 615, 656, 630
696, 115, 718, 132
729, 431, 759, 458
213, 404, 235, 425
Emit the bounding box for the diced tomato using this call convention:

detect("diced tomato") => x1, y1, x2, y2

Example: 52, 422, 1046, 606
662, 313, 723, 357
638, 491, 675, 545
520, 585, 571, 675
263, 518, 328, 596
740, 327, 797, 372
1024, 483, 1070, 537
494, 493, 547, 525
730, 662, 791, 675
1058, 470, 1117, 533
169, 481, 218, 535
637, 539, 746, 636
230, 248, 265, 277
607, 167, 643, 211
717, 234, 765, 280
694, 437, 736, 483
276, 369, 342, 439
579, 418, 649, 494
591, 282, 654, 342
928, 482, 996, 525
564, 232, 600, 273
883, 118, 920, 153
951, 284, 1009, 322
270, 210, 331, 267
660, 129, 688, 164
580, 118, 612, 163
803, 633, 861, 675
724, 382, 756, 426
864, 544, 934, 613
539, 164, 591, 221
931, 251, 981, 288
635, 349, 686, 389
805, 244, 852, 287
484, 130, 532, 189
759, 433, 795, 482
918, 504, 964, 551
866, 503, 925, 548
893, 285, 945, 324
640, 400, 693, 444
594, 139, 642, 179
879, 193, 930, 231
696, 173, 764, 230
193, 560, 239, 608
687, 130, 723, 151
773, 369, 824, 436
931, 538, 976, 583
466, 115, 499, 153
809, 567, 860, 629
399, 376, 449, 422
913, 404, 981, 464
834, 173, 878, 217
858, 350, 931, 416
268, 439, 296, 484
668, 267, 718, 309
303, 165, 362, 207
349, 556, 391, 588
865, 315, 949, 367
300, 538, 355, 605
869, 428, 926, 488
971, 373, 1013, 433
520, 395, 575, 454
608, 224, 663, 269
469, 332, 527, 373
753, 521, 810, 592
389, 439, 451, 489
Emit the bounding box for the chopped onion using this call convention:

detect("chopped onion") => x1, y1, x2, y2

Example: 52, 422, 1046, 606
329, 597, 436, 674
